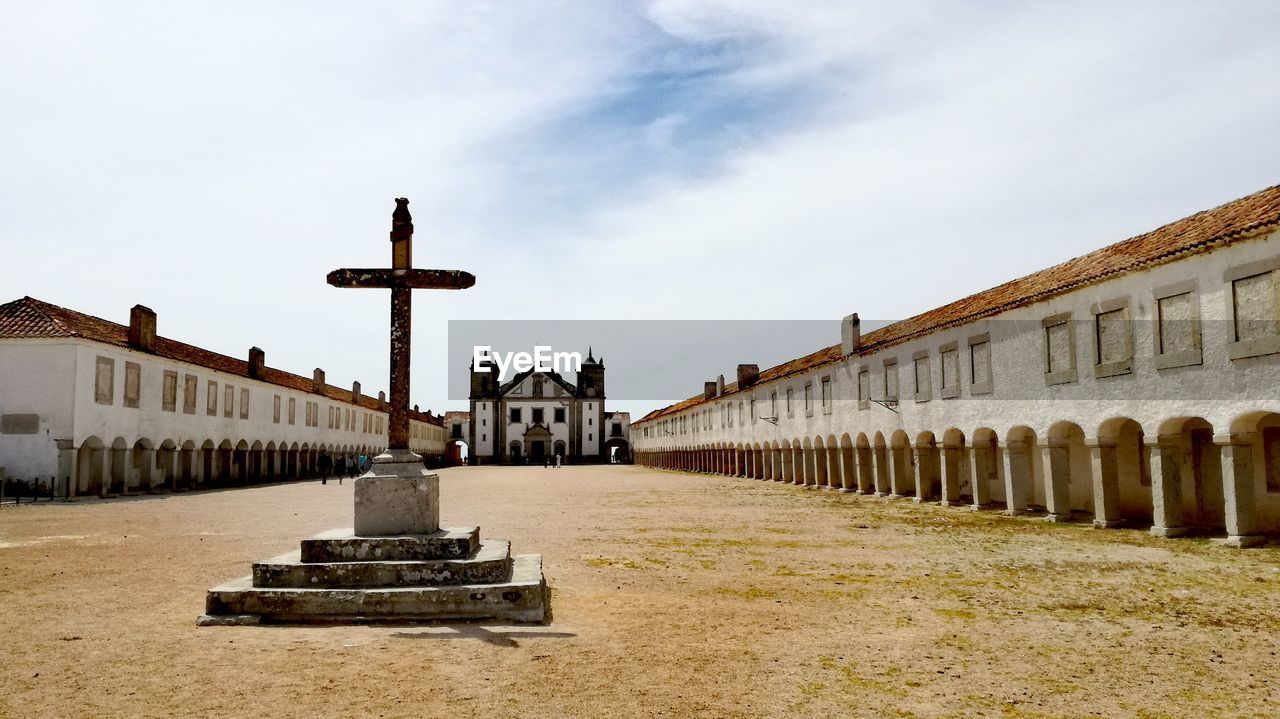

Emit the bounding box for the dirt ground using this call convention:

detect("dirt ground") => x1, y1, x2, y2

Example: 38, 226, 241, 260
2, 464, 1279, 719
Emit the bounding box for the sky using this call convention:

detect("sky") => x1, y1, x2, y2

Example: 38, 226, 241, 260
3, 1, 1279, 419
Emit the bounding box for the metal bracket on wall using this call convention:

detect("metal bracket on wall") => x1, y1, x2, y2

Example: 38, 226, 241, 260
871, 399, 900, 414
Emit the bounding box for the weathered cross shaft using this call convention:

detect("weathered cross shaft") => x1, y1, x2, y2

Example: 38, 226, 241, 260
327, 198, 475, 453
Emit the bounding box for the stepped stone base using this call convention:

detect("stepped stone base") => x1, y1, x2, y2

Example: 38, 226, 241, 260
254, 540, 512, 588
200, 525, 549, 626
199, 554, 548, 625
300, 527, 479, 562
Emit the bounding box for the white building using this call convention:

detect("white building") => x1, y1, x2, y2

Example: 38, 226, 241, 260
465, 351, 629, 464
633, 183, 1280, 547
0, 299, 448, 496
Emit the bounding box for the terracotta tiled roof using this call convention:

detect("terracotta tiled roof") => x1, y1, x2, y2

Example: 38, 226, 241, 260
0, 296, 441, 421
637, 183, 1280, 424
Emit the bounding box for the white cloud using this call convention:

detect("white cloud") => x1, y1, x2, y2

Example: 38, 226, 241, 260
2, 1, 1278, 420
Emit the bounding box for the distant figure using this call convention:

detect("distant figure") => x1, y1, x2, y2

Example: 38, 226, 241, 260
319, 454, 332, 484
543, 455, 550, 468
554, 453, 562, 468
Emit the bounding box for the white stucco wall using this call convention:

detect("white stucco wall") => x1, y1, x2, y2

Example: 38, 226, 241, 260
0, 342, 79, 478
634, 230, 1280, 526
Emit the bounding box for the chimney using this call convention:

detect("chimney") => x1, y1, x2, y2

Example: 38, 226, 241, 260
248, 347, 265, 379
737, 363, 760, 388
378, 391, 387, 409
351, 381, 361, 403
312, 368, 325, 393
127, 305, 157, 353
704, 381, 717, 400
413, 404, 420, 412
716, 374, 725, 396
841, 313, 862, 356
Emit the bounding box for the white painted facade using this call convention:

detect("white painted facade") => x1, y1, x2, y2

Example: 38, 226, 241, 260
635, 224, 1280, 546
0, 328, 447, 494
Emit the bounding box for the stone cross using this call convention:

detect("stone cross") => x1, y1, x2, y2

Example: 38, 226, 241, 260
327, 198, 475, 454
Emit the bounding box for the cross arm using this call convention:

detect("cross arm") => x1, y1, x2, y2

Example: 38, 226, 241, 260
327, 268, 477, 290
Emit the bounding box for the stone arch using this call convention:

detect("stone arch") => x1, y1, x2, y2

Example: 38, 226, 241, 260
855, 433, 874, 494
1044, 421, 1093, 522
889, 430, 913, 498
156, 438, 178, 491
77, 435, 106, 497
872, 432, 890, 495
1151, 416, 1222, 539
770, 440, 783, 481
1223, 411, 1280, 543
1095, 417, 1150, 526
811, 436, 827, 488
509, 439, 523, 464
1003, 426, 1043, 515
131, 437, 156, 492
107, 437, 129, 495
824, 434, 840, 489
939, 428, 967, 506
913, 431, 941, 503
200, 440, 217, 488
970, 428, 1001, 507
797, 437, 811, 486
781, 439, 794, 483
838, 433, 855, 492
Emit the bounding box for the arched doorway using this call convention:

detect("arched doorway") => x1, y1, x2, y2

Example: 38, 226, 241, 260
605, 437, 630, 464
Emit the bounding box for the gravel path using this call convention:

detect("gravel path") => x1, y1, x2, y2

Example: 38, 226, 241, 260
2, 464, 1278, 718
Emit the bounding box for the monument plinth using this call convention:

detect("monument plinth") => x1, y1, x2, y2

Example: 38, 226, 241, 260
355, 451, 440, 536
198, 198, 549, 626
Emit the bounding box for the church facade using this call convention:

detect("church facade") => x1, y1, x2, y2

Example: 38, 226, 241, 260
461, 351, 629, 464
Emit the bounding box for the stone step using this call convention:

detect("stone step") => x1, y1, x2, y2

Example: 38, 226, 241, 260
299, 526, 479, 563
253, 540, 512, 589
199, 554, 548, 625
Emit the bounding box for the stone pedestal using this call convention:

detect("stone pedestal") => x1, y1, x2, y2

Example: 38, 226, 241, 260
355, 450, 439, 536
199, 450, 549, 625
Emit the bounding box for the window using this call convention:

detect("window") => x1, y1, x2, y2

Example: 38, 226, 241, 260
738, 402, 744, 425
821, 377, 832, 414
1225, 258, 1280, 360
968, 334, 992, 395
94, 356, 114, 405
803, 382, 813, 416
183, 374, 198, 414
1091, 299, 1133, 378
224, 384, 235, 418
939, 343, 960, 399
511, 408, 522, 424
770, 391, 778, 420
612, 422, 622, 437
273, 395, 281, 423
554, 407, 565, 423
240, 388, 249, 420
532, 408, 544, 424
883, 359, 898, 401
207, 380, 218, 416
786, 388, 794, 417
288, 397, 296, 425
750, 397, 757, 424
162, 370, 178, 412
123, 361, 140, 408
1042, 313, 1077, 385
726, 402, 733, 428
857, 367, 870, 410
451, 424, 463, 439
588, 416, 593, 426
913, 351, 931, 402
1154, 281, 1203, 369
